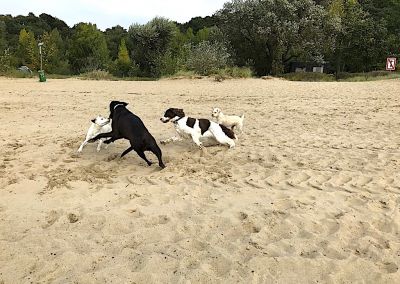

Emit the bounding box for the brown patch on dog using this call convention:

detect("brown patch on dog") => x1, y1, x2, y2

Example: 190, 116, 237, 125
198, 119, 211, 135
220, 124, 236, 139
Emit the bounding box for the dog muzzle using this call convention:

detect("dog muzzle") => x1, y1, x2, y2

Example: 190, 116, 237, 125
98, 120, 111, 126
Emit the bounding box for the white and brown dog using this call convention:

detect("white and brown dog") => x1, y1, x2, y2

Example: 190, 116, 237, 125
211, 107, 244, 133
160, 108, 236, 149
78, 115, 112, 153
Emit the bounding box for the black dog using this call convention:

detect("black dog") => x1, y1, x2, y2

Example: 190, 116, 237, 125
90, 101, 165, 169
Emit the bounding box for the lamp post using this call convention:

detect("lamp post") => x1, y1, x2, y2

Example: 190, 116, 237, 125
38, 42, 44, 71
38, 42, 46, 82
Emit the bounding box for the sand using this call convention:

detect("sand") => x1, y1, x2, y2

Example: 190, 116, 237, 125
0, 77, 399, 283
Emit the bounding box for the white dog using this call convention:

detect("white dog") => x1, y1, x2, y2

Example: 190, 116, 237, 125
78, 116, 112, 153
211, 107, 244, 133
160, 108, 236, 149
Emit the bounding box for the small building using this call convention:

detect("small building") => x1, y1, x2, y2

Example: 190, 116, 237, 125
288, 61, 330, 73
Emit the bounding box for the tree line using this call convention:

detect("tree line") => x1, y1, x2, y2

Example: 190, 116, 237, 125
0, 0, 398, 77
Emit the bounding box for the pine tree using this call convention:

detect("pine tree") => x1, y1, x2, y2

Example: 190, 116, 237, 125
114, 39, 131, 77
117, 39, 130, 66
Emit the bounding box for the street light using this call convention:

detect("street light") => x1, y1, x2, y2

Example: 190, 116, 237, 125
38, 42, 44, 71
38, 42, 46, 82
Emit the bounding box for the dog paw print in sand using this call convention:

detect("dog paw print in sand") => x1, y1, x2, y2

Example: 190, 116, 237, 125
67, 213, 79, 223
105, 153, 120, 162
379, 262, 399, 274
127, 208, 143, 218
144, 214, 170, 227
41, 210, 61, 229
61, 138, 82, 149
237, 212, 261, 234
42, 164, 113, 193
300, 249, 321, 259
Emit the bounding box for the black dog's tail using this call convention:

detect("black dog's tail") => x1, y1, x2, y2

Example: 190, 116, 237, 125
220, 124, 236, 139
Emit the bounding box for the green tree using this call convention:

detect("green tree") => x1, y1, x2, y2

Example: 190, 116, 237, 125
195, 27, 211, 43
112, 39, 132, 77
104, 25, 128, 60
185, 41, 230, 75
41, 29, 70, 74
218, 0, 326, 75
39, 13, 71, 39
0, 20, 7, 52
185, 27, 195, 43
359, 0, 400, 59
17, 28, 38, 69
326, 0, 388, 74
127, 17, 177, 77
177, 16, 219, 33
69, 23, 109, 73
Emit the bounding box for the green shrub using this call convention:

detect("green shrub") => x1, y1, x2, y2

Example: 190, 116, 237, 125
0, 69, 35, 78
185, 41, 230, 75
79, 70, 115, 80
334, 70, 400, 81
215, 67, 253, 78
341, 73, 400, 82
0, 51, 12, 72
281, 72, 335, 81
164, 70, 199, 79
282, 71, 399, 82
46, 74, 72, 79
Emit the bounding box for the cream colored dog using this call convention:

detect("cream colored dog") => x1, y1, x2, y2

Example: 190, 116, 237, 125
211, 108, 244, 133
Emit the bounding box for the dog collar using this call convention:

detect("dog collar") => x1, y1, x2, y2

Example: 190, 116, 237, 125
113, 104, 125, 110
173, 116, 184, 124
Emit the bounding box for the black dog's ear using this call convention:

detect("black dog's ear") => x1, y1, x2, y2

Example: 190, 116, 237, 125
123, 102, 128, 106
91, 118, 96, 123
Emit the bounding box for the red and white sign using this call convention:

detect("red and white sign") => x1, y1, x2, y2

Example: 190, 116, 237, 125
386, 57, 397, 71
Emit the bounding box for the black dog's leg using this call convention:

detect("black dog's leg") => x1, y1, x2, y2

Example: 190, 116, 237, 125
120, 146, 134, 158
151, 144, 166, 169
134, 148, 153, 166
89, 132, 114, 143
104, 137, 118, 144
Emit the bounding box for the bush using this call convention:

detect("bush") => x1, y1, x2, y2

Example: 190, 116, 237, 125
0, 69, 35, 78
46, 60, 71, 75
109, 60, 140, 78
79, 70, 115, 80
163, 70, 202, 79
215, 67, 253, 78
159, 51, 180, 76
340, 72, 400, 82
336, 71, 397, 80
281, 72, 335, 81
185, 41, 230, 75
0, 50, 13, 72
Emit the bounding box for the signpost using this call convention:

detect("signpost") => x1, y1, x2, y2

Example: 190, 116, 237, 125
386, 57, 397, 71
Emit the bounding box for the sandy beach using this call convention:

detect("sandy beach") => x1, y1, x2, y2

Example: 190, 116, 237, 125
0, 77, 399, 283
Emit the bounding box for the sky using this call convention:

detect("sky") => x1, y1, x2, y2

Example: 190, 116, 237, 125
2, 0, 228, 30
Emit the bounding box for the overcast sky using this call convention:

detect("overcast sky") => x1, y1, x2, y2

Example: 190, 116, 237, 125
2, 0, 228, 30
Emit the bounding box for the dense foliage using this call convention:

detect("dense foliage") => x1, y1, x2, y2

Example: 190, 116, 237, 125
0, 0, 398, 77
